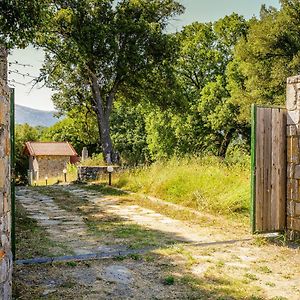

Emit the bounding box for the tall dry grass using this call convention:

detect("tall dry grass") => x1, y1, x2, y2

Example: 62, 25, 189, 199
115, 156, 250, 217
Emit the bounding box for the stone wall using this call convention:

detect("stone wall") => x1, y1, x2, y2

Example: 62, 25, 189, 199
0, 79, 12, 299
77, 166, 108, 181
36, 156, 70, 180
286, 75, 300, 239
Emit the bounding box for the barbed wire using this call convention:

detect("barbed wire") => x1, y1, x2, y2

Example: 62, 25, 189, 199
8, 60, 33, 68
8, 69, 38, 79
8, 79, 27, 87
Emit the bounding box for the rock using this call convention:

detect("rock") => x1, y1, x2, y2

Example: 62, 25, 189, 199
102, 265, 132, 284
42, 289, 57, 296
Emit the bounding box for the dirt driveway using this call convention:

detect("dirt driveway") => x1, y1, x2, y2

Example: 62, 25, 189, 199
14, 184, 300, 300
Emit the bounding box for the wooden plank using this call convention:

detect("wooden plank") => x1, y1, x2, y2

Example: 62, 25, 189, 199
278, 109, 287, 230
250, 105, 257, 233
254, 106, 287, 233
262, 108, 272, 231
271, 108, 279, 231
255, 107, 265, 232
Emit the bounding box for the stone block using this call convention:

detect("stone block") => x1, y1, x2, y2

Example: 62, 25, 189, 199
0, 159, 7, 190
287, 136, 299, 163
287, 163, 295, 178
0, 257, 7, 284
0, 192, 3, 214
0, 98, 8, 126
287, 110, 300, 125
287, 179, 297, 200
287, 84, 298, 111
5, 135, 9, 157
295, 202, 300, 216
287, 216, 300, 231
1, 234, 9, 253
287, 75, 300, 84
3, 193, 10, 214
294, 165, 300, 179
287, 125, 297, 136
287, 201, 295, 216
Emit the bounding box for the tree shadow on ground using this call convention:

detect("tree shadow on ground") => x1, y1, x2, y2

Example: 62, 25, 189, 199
15, 185, 266, 299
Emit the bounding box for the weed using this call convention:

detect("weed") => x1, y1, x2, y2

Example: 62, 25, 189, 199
128, 253, 142, 260
244, 273, 258, 281
163, 275, 175, 285
257, 266, 272, 274
114, 255, 126, 261
216, 260, 225, 268
252, 236, 268, 247
265, 282, 276, 287
66, 261, 77, 267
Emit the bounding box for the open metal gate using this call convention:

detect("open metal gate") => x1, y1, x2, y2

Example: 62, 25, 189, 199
251, 105, 287, 233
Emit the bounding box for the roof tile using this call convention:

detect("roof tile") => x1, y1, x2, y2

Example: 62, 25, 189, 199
25, 142, 78, 156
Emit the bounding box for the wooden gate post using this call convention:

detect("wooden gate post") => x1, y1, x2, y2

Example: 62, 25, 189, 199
286, 75, 300, 240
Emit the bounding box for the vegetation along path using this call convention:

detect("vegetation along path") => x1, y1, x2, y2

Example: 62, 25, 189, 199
14, 184, 300, 299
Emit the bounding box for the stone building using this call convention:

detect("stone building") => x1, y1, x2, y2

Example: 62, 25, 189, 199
24, 142, 78, 180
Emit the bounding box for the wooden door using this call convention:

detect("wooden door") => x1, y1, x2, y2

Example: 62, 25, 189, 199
251, 105, 287, 233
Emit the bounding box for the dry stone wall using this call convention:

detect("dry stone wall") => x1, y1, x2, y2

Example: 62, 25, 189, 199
78, 166, 108, 181
0, 79, 12, 299
286, 75, 300, 239
37, 156, 70, 180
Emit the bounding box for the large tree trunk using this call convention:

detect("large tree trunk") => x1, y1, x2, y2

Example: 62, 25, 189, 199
96, 112, 114, 164
0, 45, 8, 83
91, 75, 119, 164
218, 128, 235, 158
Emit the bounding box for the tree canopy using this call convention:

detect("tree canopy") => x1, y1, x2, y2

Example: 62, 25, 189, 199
5, 1, 300, 164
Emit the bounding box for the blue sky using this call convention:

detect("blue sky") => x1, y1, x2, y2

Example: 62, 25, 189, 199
9, 0, 280, 111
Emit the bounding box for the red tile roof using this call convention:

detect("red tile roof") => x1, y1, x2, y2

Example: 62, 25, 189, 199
25, 142, 78, 156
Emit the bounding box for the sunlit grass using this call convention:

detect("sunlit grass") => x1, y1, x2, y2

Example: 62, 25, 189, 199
114, 156, 250, 218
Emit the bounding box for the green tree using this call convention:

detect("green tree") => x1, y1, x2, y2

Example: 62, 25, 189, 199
0, 0, 47, 81
230, 0, 300, 122
39, 0, 184, 163
147, 14, 248, 157
42, 108, 100, 155
15, 123, 40, 182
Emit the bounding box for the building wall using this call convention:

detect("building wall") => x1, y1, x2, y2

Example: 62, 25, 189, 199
0, 79, 12, 299
286, 75, 300, 239
36, 155, 69, 179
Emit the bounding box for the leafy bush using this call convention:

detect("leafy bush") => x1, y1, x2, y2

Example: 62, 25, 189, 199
80, 153, 105, 166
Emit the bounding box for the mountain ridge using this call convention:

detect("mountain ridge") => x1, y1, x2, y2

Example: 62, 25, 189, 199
15, 104, 62, 127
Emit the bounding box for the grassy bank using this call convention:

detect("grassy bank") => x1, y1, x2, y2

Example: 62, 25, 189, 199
115, 156, 250, 218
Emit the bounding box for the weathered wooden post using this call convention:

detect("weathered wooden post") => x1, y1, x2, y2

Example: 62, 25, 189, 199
286, 75, 300, 240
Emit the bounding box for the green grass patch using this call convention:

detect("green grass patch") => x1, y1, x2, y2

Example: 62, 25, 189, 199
180, 272, 263, 299
114, 156, 250, 218
83, 184, 126, 196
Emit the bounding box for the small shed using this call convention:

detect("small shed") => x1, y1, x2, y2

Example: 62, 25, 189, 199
24, 142, 78, 180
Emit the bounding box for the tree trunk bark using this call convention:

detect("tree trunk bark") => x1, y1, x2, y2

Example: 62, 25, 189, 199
218, 128, 234, 158
91, 76, 117, 164
96, 112, 114, 164
0, 45, 8, 83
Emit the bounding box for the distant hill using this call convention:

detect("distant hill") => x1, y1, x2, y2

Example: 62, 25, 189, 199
15, 104, 62, 127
